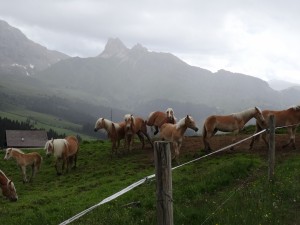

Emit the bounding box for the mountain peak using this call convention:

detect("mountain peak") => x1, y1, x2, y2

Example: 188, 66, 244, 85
131, 43, 148, 52
99, 38, 129, 58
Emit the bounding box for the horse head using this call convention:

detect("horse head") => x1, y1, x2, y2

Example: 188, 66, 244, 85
185, 115, 199, 132
4, 148, 13, 160
124, 114, 135, 134
94, 118, 105, 132
166, 108, 176, 123
5, 180, 18, 202
254, 107, 266, 127
44, 139, 54, 156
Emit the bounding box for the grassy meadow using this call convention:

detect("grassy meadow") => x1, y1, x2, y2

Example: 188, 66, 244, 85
0, 137, 300, 225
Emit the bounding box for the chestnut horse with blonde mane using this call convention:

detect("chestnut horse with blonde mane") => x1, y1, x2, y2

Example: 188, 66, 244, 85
94, 118, 126, 156
249, 105, 300, 149
159, 115, 199, 164
202, 107, 265, 153
0, 170, 18, 202
4, 148, 42, 183
44, 135, 79, 175
124, 114, 153, 152
146, 108, 176, 135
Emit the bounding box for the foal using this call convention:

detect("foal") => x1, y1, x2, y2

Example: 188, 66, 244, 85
159, 115, 199, 164
4, 148, 42, 183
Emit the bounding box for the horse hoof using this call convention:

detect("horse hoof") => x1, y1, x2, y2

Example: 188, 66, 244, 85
57, 172, 62, 176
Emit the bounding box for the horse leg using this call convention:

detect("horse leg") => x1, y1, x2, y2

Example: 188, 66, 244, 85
73, 154, 77, 169
154, 126, 159, 135
137, 131, 145, 149
203, 127, 215, 153
30, 164, 35, 182
230, 130, 239, 151
54, 159, 61, 176
173, 142, 180, 165
282, 127, 296, 149
249, 125, 262, 150
142, 130, 154, 148
21, 166, 27, 183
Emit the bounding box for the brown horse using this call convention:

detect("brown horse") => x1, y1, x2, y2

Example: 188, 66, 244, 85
65, 136, 79, 168
202, 107, 266, 153
4, 148, 42, 183
124, 114, 153, 152
44, 136, 79, 175
94, 118, 126, 156
0, 170, 18, 202
249, 105, 300, 149
159, 115, 199, 164
146, 108, 176, 135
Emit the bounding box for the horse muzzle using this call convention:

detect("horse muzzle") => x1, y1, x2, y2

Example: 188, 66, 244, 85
94, 128, 98, 132
10, 196, 18, 202
194, 127, 199, 132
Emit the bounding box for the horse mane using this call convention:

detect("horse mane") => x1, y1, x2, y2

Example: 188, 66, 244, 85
176, 116, 187, 129
0, 170, 9, 183
232, 107, 257, 120
291, 105, 300, 110
10, 148, 24, 154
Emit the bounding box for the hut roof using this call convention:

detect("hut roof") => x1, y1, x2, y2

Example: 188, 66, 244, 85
6, 130, 48, 148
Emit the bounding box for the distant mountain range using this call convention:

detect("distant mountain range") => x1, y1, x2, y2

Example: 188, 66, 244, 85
1, 19, 300, 137
268, 79, 300, 91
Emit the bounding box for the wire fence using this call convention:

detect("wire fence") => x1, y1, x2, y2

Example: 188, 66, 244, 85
60, 122, 298, 225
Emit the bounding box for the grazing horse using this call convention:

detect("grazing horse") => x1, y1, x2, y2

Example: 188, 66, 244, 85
0, 170, 18, 202
94, 118, 126, 156
249, 105, 300, 150
159, 115, 199, 164
4, 148, 42, 183
124, 114, 154, 152
146, 108, 176, 135
44, 136, 79, 175
202, 107, 265, 153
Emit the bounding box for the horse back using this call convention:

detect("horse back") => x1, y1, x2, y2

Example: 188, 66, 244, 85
65, 136, 79, 156
146, 111, 166, 127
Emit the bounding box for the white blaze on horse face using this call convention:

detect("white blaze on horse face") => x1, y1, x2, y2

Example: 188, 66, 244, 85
7, 180, 18, 201
166, 108, 174, 119
124, 114, 134, 131
45, 141, 54, 156
94, 118, 104, 131
4, 148, 12, 160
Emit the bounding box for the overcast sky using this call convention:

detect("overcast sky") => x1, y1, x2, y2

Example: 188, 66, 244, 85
1, 0, 300, 84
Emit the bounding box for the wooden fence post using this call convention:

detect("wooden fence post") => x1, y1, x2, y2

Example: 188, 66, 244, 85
268, 115, 275, 181
154, 141, 174, 225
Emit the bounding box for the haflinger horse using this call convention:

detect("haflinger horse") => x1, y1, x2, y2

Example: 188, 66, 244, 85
0, 170, 18, 202
94, 118, 126, 156
4, 148, 42, 183
202, 107, 266, 153
159, 115, 199, 164
44, 135, 79, 175
146, 108, 176, 135
124, 114, 154, 152
249, 105, 300, 150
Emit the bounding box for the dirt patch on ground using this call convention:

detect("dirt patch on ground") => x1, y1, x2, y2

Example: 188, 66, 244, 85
142, 132, 300, 160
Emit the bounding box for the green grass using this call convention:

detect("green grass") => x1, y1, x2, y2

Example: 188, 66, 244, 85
0, 139, 299, 225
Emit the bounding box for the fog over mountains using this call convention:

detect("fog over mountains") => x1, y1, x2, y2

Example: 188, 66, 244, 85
1, 19, 300, 131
